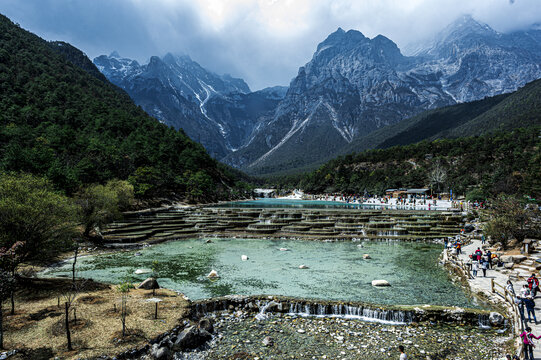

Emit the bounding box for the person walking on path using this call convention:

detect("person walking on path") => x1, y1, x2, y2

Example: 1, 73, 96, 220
528, 274, 539, 297
517, 295, 526, 323
481, 234, 486, 244
485, 250, 492, 269
522, 285, 531, 298
398, 345, 407, 360
472, 261, 479, 278
520, 326, 541, 360
475, 247, 483, 261
524, 296, 537, 324
506, 280, 516, 296
481, 259, 488, 277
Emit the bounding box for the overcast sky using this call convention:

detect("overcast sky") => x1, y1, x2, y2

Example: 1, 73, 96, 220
1, 0, 540, 90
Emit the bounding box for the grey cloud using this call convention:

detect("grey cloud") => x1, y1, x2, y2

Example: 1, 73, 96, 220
1, 0, 540, 90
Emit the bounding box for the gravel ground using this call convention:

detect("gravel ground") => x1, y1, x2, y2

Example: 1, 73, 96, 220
174, 311, 511, 360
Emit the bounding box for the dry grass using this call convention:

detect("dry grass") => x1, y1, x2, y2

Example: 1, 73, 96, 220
2, 277, 190, 359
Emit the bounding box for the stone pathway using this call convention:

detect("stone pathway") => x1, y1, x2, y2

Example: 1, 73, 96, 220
458, 239, 541, 359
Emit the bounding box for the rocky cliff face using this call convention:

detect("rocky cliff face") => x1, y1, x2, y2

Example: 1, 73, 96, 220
94, 15, 541, 173
93, 53, 284, 158
224, 16, 541, 174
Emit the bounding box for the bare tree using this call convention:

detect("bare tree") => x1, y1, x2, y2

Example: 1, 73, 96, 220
118, 281, 131, 337
429, 163, 447, 193
61, 250, 87, 351
0, 271, 14, 349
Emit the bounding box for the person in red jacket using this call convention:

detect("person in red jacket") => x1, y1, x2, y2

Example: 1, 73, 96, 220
528, 274, 539, 297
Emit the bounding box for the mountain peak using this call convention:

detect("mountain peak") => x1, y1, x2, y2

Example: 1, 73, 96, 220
109, 51, 121, 58
317, 28, 367, 52
438, 14, 498, 42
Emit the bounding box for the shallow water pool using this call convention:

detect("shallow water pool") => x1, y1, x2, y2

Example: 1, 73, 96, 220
42, 238, 478, 307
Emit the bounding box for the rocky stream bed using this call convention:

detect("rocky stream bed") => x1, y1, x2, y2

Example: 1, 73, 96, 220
167, 311, 510, 360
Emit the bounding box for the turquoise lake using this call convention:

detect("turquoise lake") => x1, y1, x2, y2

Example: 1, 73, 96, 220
42, 238, 478, 308
213, 198, 381, 209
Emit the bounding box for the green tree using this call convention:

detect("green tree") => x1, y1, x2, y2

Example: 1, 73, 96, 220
185, 171, 214, 203
484, 195, 540, 249
76, 179, 134, 238
0, 172, 79, 265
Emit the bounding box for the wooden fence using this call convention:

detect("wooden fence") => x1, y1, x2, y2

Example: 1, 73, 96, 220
444, 247, 525, 356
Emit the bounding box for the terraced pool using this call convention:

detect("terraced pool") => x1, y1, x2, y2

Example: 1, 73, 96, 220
42, 238, 479, 308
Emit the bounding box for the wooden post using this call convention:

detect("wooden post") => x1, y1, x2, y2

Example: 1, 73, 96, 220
491, 278, 495, 293
154, 302, 158, 320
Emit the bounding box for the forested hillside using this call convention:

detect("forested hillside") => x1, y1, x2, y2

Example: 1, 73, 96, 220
0, 14, 244, 201
343, 78, 541, 153
299, 127, 541, 199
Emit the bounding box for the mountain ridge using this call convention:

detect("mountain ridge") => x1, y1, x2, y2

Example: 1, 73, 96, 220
224, 16, 541, 174
92, 15, 541, 174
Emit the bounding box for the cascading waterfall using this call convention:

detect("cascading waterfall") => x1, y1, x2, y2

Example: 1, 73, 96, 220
191, 296, 497, 329
255, 300, 280, 321
286, 301, 411, 325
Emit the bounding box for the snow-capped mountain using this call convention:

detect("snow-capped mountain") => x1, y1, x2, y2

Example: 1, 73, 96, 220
224, 16, 541, 173
93, 52, 284, 158
410, 15, 541, 102
94, 15, 541, 173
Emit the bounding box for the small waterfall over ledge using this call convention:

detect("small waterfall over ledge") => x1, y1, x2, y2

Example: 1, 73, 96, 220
191, 295, 498, 328
287, 302, 412, 325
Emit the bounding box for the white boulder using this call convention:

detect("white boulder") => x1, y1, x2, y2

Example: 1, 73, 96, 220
241, 255, 249, 261
371, 280, 391, 287
207, 270, 219, 279
135, 269, 151, 275
299, 265, 309, 269
363, 254, 371, 259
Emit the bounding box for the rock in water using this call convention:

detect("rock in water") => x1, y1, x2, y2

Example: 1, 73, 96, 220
363, 254, 371, 259
372, 279, 391, 287
279, 248, 289, 251
207, 270, 219, 278
173, 326, 212, 351
134, 268, 151, 274
299, 264, 309, 269
262, 336, 274, 346
199, 318, 214, 334
138, 277, 160, 290
241, 255, 249, 261
150, 344, 169, 359
489, 312, 504, 326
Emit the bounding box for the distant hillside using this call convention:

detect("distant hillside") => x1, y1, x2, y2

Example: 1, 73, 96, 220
344, 78, 541, 153
299, 127, 540, 199
48, 41, 109, 83
0, 14, 241, 200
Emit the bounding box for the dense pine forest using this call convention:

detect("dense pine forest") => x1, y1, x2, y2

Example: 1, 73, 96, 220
295, 127, 540, 199
0, 15, 246, 201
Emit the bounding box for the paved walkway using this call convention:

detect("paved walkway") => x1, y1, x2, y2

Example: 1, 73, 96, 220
457, 239, 541, 359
